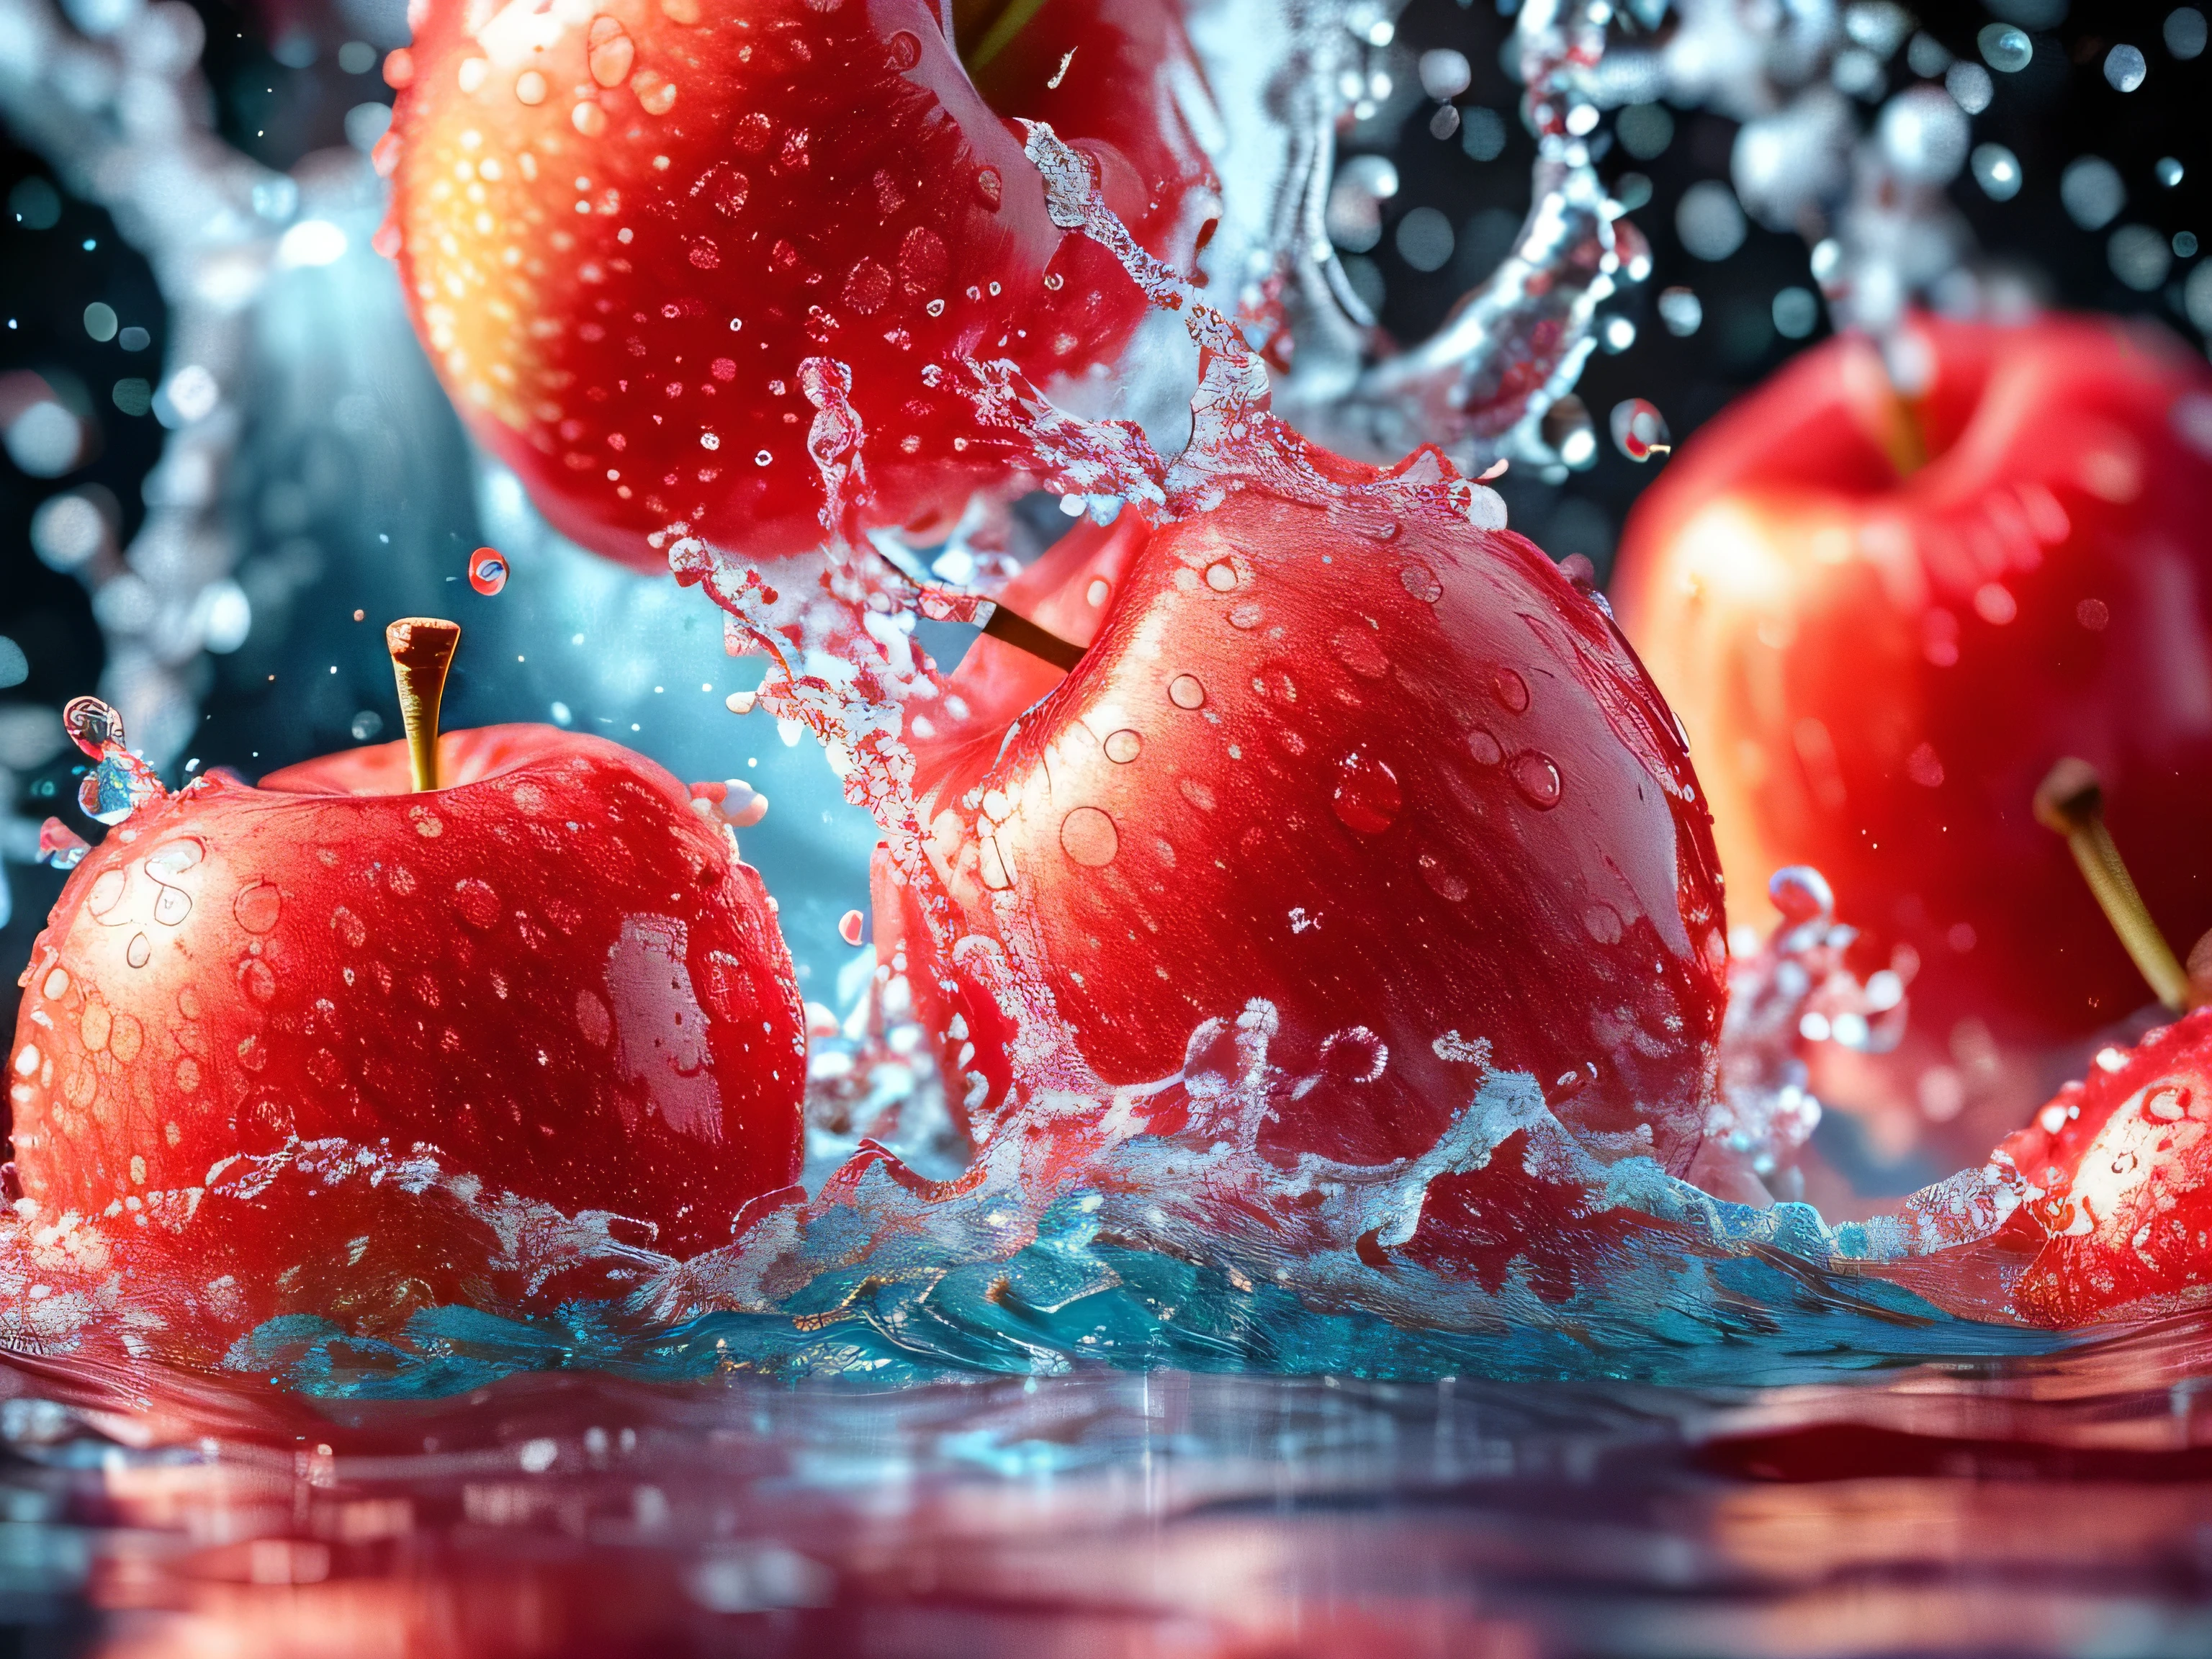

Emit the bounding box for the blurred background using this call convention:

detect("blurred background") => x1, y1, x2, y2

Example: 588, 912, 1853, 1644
1, 0, 2206, 1043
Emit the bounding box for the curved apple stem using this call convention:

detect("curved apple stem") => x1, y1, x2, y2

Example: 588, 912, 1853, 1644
385, 617, 462, 792
2033, 757, 2193, 1013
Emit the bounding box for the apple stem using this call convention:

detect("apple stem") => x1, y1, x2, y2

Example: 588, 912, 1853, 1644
981, 603, 1087, 672
2033, 757, 2193, 1013
386, 618, 462, 791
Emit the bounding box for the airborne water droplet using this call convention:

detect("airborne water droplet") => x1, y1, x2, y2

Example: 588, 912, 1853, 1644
1509, 750, 1563, 809
1167, 673, 1206, 709
1609, 398, 1671, 462
1977, 22, 2031, 72
1331, 751, 1402, 835
838, 908, 865, 945
469, 548, 508, 595
1059, 805, 1119, 867
63, 696, 124, 758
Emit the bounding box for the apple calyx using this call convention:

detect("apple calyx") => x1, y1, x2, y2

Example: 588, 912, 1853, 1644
2033, 756, 2195, 1015
385, 617, 462, 792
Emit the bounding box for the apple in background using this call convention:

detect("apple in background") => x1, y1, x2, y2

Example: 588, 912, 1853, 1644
6, 716, 806, 1339
379, 0, 1215, 570
1610, 313, 2212, 1161
872, 444, 1730, 1240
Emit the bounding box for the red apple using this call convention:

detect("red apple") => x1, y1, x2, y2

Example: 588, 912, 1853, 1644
5, 720, 806, 1338
379, 0, 1215, 570
873, 445, 1730, 1214
1610, 314, 2212, 1155
1990, 1004, 2212, 1325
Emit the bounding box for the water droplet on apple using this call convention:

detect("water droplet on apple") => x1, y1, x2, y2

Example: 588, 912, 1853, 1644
1205, 560, 1238, 592
332, 906, 369, 950
1509, 750, 1563, 809
233, 881, 282, 934
886, 29, 920, 69
1085, 578, 1111, 607
454, 878, 501, 930
974, 166, 1002, 210
1493, 669, 1530, 713
1467, 727, 1503, 766
1228, 603, 1263, 629
469, 548, 508, 595
1167, 673, 1206, 709
1331, 751, 1402, 835
146, 840, 200, 926
1104, 729, 1142, 763
1331, 628, 1388, 679
1416, 848, 1467, 901
1399, 562, 1442, 603
1060, 806, 1120, 868
125, 932, 150, 968
86, 867, 127, 918
588, 16, 635, 86
1583, 902, 1624, 945
238, 956, 277, 1004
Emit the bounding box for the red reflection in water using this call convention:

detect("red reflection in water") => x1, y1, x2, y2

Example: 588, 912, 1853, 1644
0, 1316, 2188, 1658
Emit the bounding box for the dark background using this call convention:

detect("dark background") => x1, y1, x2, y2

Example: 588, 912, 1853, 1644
1, 0, 2206, 1030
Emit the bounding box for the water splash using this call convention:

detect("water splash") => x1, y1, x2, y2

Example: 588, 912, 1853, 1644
1702, 866, 1909, 1197
468, 547, 510, 595
0, 0, 2075, 1401
88, 137, 2015, 1399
